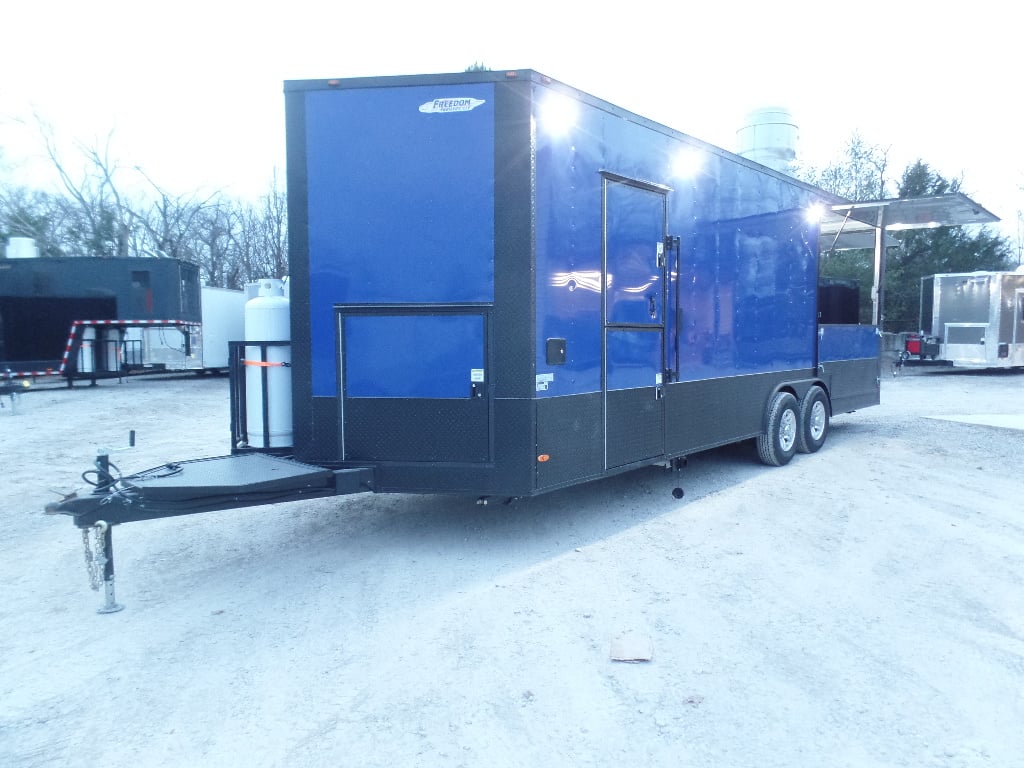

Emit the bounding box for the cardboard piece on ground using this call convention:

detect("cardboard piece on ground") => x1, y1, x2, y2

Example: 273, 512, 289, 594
610, 632, 654, 663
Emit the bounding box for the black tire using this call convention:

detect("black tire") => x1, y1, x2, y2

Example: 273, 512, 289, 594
757, 391, 799, 467
796, 386, 829, 454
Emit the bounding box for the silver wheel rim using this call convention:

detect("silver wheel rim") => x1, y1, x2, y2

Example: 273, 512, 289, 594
780, 408, 797, 452
809, 400, 826, 441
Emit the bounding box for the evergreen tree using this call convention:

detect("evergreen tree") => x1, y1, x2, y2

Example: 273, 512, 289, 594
800, 137, 1014, 331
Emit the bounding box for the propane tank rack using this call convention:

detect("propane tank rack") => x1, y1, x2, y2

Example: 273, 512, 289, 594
228, 339, 293, 455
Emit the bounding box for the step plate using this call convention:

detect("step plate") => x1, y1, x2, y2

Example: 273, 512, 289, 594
125, 454, 335, 501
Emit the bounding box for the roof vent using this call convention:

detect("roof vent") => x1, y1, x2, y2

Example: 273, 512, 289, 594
736, 107, 798, 175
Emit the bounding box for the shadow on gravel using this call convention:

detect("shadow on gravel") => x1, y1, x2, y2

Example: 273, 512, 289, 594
257, 437, 793, 577
98, 402, 892, 601
907, 367, 1024, 379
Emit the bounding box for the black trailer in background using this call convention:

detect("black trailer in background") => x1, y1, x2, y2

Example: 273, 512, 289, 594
0, 257, 201, 383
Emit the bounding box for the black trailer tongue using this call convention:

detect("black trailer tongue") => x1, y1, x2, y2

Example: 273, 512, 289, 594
48, 452, 374, 612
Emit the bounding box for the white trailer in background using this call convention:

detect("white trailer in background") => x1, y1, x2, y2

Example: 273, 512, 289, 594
198, 287, 246, 370
121, 287, 246, 373
915, 270, 1024, 369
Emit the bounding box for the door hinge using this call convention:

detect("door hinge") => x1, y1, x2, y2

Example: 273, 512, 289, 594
662, 235, 680, 263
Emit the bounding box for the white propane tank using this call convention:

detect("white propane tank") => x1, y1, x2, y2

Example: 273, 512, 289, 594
244, 279, 292, 447
77, 327, 96, 374
102, 328, 122, 372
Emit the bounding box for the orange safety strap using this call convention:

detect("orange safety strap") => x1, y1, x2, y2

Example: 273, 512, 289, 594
242, 360, 290, 367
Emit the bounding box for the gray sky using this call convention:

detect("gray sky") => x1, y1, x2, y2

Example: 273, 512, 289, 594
2, 0, 1020, 241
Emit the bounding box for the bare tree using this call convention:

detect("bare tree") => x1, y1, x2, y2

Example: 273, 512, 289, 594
5, 121, 291, 290
211, 175, 289, 287
255, 170, 288, 279
796, 132, 891, 201
131, 166, 219, 262
38, 118, 135, 258
233, 203, 267, 284
187, 203, 238, 287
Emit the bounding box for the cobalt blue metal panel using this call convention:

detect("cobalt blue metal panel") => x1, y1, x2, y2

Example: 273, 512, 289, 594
606, 330, 662, 390
304, 84, 495, 397
819, 324, 881, 362
343, 314, 484, 398
534, 118, 602, 398
676, 184, 818, 379
717, 211, 817, 373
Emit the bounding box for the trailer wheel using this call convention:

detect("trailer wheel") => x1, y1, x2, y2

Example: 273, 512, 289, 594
796, 386, 829, 454
757, 391, 799, 467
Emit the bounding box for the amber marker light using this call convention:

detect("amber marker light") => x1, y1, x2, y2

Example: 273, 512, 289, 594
537, 454, 550, 463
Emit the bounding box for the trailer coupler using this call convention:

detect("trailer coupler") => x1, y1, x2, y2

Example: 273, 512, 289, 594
47, 452, 376, 613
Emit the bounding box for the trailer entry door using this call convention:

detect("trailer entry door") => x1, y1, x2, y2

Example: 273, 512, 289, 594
338, 308, 489, 463
602, 176, 668, 469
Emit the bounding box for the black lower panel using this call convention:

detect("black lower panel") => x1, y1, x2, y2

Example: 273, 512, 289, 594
824, 358, 880, 413
367, 397, 534, 496
664, 371, 809, 456
536, 393, 603, 490
295, 397, 339, 464
343, 397, 489, 463
292, 363, 881, 497
607, 387, 663, 468
370, 463, 497, 495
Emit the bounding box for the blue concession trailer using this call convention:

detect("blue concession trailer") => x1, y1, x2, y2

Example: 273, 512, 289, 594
285, 69, 878, 494
53, 70, 881, 609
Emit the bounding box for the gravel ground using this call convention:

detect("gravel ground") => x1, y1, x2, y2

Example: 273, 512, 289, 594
0, 366, 1022, 768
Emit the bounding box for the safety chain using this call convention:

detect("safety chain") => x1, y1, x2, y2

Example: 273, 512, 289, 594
81, 522, 108, 591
